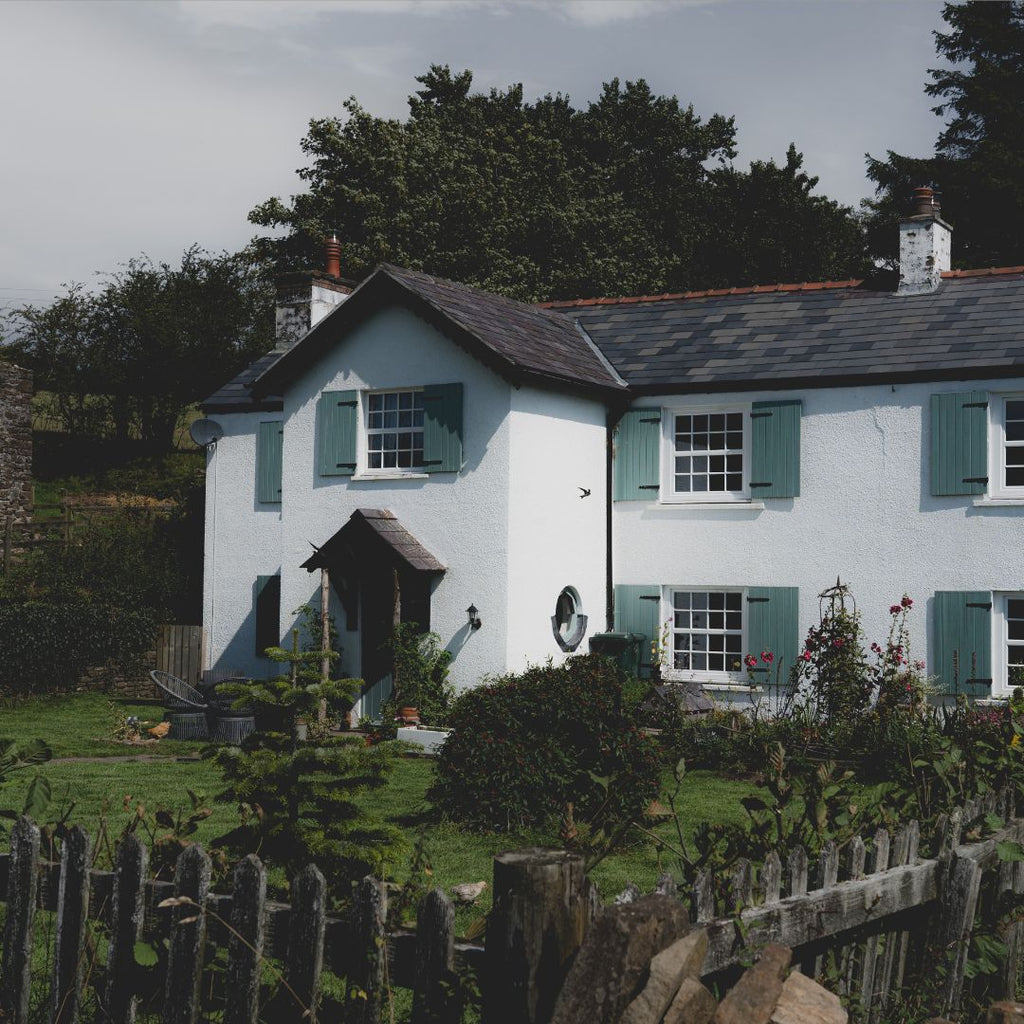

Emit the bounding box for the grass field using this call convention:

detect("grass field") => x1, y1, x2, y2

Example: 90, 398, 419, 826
0, 693, 760, 925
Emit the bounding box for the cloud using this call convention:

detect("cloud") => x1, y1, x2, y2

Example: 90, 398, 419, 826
538, 1, 695, 26
174, 0, 484, 31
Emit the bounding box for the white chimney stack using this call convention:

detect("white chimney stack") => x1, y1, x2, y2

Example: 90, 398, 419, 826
273, 233, 351, 350
897, 186, 952, 296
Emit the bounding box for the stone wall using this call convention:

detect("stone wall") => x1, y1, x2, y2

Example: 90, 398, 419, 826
0, 362, 32, 525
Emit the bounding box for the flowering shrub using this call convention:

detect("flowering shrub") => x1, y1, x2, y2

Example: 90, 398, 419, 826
790, 606, 872, 726
429, 655, 660, 834
872, 595, 929, 711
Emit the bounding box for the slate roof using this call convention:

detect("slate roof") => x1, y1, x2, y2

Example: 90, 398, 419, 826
301, 508, 446, 574
562, 269, 1024, 393
202, 351, 285, 413
203, 264, 1024, 413
243, 264, 625, 404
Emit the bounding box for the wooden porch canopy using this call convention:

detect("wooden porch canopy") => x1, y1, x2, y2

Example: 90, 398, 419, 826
300, 508, 446, 576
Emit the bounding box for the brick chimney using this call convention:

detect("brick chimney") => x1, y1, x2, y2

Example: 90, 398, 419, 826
897, 186, 952, 296
274, 233, 352, 350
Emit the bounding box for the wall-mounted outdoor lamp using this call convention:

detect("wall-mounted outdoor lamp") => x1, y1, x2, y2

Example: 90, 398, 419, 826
467, 604, 482, 630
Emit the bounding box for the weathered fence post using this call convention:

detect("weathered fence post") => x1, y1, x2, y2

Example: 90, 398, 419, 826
997, 820, 1024, 1001
870, 826, 911, 1023
412, 888, 458, 1024
349, 874, 386, 1024
729, 859, 752, 915
50, 825, 92, 1024
692, 870, 714, 923
761, 851, 782, 905
162, 845, 212, 1024
1, 816, 41, 1024
104, 834, 148, 1024
484, 848, 588, 1024
937, 845, 983, 1018
285, 864, 327, 1024
811, 840, 839, 979
224, 855, 267, 1024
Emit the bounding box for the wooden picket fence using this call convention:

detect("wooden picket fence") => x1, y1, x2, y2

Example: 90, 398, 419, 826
0, 795, 1022, 1023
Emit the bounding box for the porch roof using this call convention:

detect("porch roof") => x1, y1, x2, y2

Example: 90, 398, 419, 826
301, 508, 446, 574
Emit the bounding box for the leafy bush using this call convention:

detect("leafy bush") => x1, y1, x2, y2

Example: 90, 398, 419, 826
0, 508, 191, 694
429, 655, 660, 836
0, 601, 157, 694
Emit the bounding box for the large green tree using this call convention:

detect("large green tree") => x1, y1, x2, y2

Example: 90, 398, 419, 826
250, 66, 869, 301
6, 247, 274, 449
864, 2, 1024, 268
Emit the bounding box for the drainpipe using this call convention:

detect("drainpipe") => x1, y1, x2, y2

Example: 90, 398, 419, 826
605, 410, 617, 632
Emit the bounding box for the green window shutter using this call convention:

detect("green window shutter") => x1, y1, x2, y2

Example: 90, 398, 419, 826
256, 420, 283, 503
934, 591, 992, 694
613, 409, 661, 500
930, 391, 988, 496
254, 574, 281, 658
318, 390, 358, 476
422, 383, 463, 473
750, 400, 801, 498
746, 587, 799, 677
613, 584, 661, 678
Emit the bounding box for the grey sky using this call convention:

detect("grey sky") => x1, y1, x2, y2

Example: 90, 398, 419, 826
1, 0, 947, 311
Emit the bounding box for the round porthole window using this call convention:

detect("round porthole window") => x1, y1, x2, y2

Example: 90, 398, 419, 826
552, 587, 587, 652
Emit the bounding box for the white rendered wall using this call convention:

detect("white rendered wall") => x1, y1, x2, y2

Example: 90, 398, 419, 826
202, 412, 283, 677
505, 387, 607, 671
615, 378, 1024, 693
279, 304, 513, 692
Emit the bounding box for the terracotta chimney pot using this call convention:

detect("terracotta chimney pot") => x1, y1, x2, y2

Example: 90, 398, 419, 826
324, 232, 342, 278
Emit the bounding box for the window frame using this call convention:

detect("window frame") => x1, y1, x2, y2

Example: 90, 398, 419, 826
360, 386, 427, 476
995, 592, 1024, 695
551, 586, 587, 652
660, 403, 751, 504
661, 586, 747, 683
989, 393, 1024, 499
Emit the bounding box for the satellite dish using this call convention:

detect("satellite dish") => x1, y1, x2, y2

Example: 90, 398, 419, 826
189, 418, 224, 448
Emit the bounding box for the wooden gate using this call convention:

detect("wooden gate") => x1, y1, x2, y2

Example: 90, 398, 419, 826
155, 625, 206, 686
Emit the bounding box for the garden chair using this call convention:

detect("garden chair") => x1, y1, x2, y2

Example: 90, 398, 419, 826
149, 670, 210, 740
199, 668, 257, 743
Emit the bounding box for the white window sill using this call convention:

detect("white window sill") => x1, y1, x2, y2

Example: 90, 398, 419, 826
701, 682, 765, 694
660, 673, 761, 693
351, 472, 430, 482
973, 497, 1024, 507
647, 501, 765, 512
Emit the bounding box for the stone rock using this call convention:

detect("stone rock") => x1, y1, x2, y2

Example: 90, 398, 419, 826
663, 977, 718, 1024
714, 944, 792, 1024
620, 930, 708, 1024
615, 881, 641, 904
549, 895, 691, 1024
987, 1003, 1024, 1024
770, 970, 846, 1024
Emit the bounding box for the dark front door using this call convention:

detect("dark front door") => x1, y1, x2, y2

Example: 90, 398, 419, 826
360, 566, 433, 686
361, 569, 396, 688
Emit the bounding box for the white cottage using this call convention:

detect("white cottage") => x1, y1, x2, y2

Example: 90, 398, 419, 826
201, 190, 1024, 708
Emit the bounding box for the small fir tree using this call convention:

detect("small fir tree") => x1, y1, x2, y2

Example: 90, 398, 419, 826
211, 616, 399, 901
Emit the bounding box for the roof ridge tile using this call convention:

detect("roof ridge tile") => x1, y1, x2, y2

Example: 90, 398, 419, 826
538, 278, 865, 308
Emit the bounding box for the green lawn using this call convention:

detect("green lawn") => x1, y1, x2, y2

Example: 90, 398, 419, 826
0, 694, 759, 925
